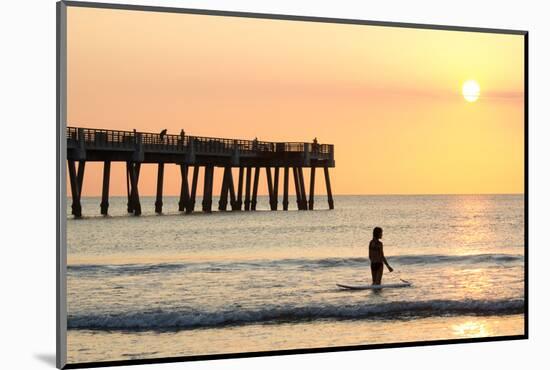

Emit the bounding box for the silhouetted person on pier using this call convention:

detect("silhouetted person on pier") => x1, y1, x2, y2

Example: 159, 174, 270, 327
313, 137, 319, 153
252, 137, 258, 151
369, 227, 393, 285
159, 129, 167, 143
179, 129, 186, 146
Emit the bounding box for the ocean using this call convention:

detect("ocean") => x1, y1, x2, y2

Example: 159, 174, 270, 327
66, 194, 525, 364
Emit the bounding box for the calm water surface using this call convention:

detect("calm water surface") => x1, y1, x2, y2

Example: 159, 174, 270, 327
66, 194, 525, 363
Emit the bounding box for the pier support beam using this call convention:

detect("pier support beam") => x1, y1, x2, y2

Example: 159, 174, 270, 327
324, 166, 334, 210
68, 160, 85, 218
251, 166, 260, 211
292, 167, 302, 210
265, 167, 274, 211
100, 161, 111, 215
218, 167, 229, 211
236, 167, 244, 210
178, 164, 190, 212
228, 168, 237, 211
77, 161, 85, 197
187, 165, 199, 214
126, 162, 141, 214
308, 167, 316, 210
272, 167, 279, 211
202, 165, 214, 213
126, 162, 131, 213
67, 161, 78, 216
128, 162, 141, 216
155, 163, 165, 214
244, 167, 252, 211
218, 166, 237, 211
282, 167, 289, 211
298, 167, 307, 210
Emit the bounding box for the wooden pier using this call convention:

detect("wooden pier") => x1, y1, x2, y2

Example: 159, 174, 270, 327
66, 127, 335, 217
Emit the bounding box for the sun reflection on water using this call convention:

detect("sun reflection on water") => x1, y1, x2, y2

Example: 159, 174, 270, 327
444, 195, 500, 255
452, 320, 490, 338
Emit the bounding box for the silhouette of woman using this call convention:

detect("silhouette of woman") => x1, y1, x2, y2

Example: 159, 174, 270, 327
369, 227, 393, 285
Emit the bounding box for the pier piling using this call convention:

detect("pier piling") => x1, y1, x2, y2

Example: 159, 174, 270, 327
155, 163, 165, 214
178, 164, 190, 212
227, 168, 237, 211
244, 167, 252, 211
308, 167, 316, 210
272, 167, 280, 211
128, 162, 142, 216
67, 160, 83, 218
126, 162, 132, 213
236, 167, 244, 211
67, 161, 78, 216
187, 165, 199, 214
251, 167, 260, 211
202, 165, 214, 213
218, 167, 229, 211
292, 167, 302, 210
324, 166, 334, 210
266, 167, 274, 210
282, 167, 289, 211
100, 161, 111, 215
298, 167, 307, 210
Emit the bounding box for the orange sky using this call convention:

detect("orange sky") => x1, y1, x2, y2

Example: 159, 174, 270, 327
66, 6, 524, 197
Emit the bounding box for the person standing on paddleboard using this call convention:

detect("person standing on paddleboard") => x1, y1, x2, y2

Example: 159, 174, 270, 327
369, 227, 393, 285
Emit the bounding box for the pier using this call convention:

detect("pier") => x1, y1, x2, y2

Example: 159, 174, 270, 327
66, 127, 335, 217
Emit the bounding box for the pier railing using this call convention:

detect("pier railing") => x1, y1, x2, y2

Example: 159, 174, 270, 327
67, 126, 334, 158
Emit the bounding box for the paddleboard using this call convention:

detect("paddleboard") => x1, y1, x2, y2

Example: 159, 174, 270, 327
337, 281, 412, 290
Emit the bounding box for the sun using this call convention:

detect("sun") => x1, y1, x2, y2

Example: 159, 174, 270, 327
462, 80, 480, 102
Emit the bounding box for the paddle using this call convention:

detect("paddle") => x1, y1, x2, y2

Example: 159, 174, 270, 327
391, 269, 411, 285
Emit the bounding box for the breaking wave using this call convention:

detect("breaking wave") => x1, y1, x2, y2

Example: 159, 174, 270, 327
68, 298, 524, 331
68, 253, 523, 276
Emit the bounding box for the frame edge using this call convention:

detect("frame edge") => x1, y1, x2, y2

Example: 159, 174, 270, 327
56, 1, 68, 368
62, 0, 527, 35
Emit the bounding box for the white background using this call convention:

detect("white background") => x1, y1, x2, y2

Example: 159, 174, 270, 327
0, 0, 547, 369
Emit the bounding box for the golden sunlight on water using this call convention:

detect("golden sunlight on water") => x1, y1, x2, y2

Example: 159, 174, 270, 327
452, 321, 489, 338
443, 195, 502, 255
